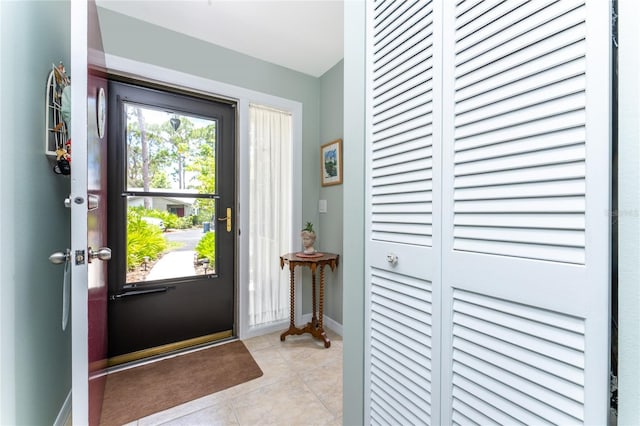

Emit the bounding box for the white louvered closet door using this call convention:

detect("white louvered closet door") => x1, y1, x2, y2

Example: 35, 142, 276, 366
440, 0, 611, 425
365, 0, 611, 424
365, 0, 442, 424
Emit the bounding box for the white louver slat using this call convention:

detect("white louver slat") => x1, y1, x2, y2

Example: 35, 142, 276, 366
451, 1, 588, 264
441, 0, 610, 424
452, 289, 586, 424
371, 0, 435, 248
366, 0, 441, 424
370, 268, 433, 425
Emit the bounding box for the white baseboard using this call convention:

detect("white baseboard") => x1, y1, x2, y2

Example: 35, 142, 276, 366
239, 314, 343, 340
240, 319, 290, 340
300, 313, 343, 336
324, 315, 343, 336
54, 390, 72, 426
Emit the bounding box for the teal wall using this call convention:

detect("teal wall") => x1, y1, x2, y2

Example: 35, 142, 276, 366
0, 1, 72, 424
343, 1, 366, 424
319, 60, 344, 324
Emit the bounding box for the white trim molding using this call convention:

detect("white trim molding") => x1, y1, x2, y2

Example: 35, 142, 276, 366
617, 0, 640, 423
103, 54, 303, 341
242, 319, 290, 340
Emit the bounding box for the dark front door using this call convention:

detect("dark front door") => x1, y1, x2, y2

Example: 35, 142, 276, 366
107, 80, 236, 360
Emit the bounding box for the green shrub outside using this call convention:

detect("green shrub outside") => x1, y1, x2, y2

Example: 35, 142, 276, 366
128, 206, 194, 229
174, 216, 194, 229
127, 210, 168, 270
194, 208, 215, 226
195, 231, 215, 263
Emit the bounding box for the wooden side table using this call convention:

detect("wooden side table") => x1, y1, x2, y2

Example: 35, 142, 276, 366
279, 252, 339, 348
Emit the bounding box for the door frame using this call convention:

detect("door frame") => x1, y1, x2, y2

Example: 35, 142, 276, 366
103, 54, 303, 340
71, 1, 110, 424
70, 0, 90, 421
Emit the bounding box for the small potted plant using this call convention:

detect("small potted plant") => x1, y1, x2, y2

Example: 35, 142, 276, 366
301, 222, 317, 254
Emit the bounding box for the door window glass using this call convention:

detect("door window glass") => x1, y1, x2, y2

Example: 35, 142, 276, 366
124, 104, 218, 283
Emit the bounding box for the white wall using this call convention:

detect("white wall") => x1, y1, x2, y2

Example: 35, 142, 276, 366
617, 0, 640, 423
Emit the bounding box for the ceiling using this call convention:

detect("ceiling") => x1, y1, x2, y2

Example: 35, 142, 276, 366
96, 0, 344, 78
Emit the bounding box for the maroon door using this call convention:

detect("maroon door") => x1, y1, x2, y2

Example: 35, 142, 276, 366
70, 1, 109, 425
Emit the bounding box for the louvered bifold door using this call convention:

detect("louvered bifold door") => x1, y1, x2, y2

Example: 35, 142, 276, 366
365, 0, 443, 424
440, 0, 611, 424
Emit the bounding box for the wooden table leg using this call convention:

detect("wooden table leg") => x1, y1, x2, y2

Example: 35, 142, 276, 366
318, 264, 330, 348
280, 264, 299, 341
311, 266, 317, 327
297, 265, 330, 348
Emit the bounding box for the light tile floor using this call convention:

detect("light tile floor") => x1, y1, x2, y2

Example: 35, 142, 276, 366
124, 329, 343, 426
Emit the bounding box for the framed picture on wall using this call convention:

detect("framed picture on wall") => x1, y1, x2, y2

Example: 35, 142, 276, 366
320, 138, 343, 186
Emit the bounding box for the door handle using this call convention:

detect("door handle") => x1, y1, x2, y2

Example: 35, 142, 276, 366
48, 249, 71, 330
111, 286, 169, 299
89, 247, 111, 262
217, 207, 232, 232
49, 249, 71, 264
87, 194, 99, 211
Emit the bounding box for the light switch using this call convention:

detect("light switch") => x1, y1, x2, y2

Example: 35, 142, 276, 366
319, 199, 328, 213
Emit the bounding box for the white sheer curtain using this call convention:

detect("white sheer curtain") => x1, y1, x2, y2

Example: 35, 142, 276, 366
248, 104, 292, 327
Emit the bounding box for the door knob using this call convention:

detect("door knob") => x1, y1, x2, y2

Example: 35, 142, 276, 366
49, 249, 71, 264
89, 247, 111, 262
88, 194, 99, 211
